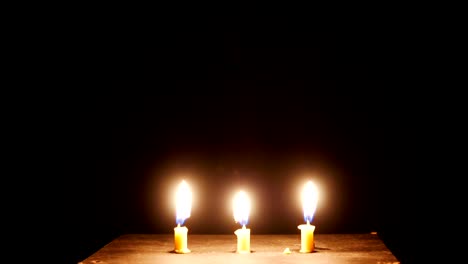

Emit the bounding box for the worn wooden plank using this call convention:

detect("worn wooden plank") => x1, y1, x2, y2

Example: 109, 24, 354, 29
79, 234, 399, 264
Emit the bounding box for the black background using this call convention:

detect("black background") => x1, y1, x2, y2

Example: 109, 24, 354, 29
31, 29, 430, 263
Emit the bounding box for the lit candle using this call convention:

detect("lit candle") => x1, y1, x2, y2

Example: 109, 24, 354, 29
298, 180, 318, 253
174, 180, 192, 253
233, 190, 251, 254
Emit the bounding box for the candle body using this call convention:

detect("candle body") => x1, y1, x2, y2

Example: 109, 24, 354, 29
298, 223, 315, 253
174, 226, 191, 253
234, 227, 250, 253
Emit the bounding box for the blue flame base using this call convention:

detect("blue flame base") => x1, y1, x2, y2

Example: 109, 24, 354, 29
176, 218, 186, 226
304, 215, 314, 224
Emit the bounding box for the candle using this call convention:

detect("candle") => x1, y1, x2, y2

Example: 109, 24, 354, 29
298, 180, 318, 253
233, 190, 251, 253
174, 180, 192, 253
174, 225, 189, 253
298, 221, 315, 253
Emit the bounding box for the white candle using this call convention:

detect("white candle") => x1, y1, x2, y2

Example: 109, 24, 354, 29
174, 180, 192, 253
298, 180, 318, 253
233, 190, 251, 253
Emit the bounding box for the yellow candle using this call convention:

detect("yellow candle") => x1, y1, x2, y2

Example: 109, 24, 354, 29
234, 225, 250, 253
298, 180, 318, 253
298, 221, 315, 253
233, 190, 251, 253
174, 224, 190, 253
174, 180, 192, 254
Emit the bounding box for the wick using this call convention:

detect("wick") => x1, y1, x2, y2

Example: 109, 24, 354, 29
177, 223, 180, 228
306, 220, 310, 225
242, 225, 246, 229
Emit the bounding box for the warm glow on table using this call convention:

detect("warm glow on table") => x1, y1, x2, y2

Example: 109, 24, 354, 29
298, 180, 319, 253
174, 180, 192, 253
233, 190, 251, 253
81, 234, 401, 264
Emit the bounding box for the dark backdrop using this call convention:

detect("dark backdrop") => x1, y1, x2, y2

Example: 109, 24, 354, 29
39, 31, 425, 263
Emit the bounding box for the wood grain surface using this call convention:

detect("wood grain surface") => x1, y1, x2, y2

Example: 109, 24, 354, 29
79, 233, 399, 264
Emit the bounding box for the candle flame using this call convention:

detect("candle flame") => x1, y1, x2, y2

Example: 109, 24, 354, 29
302, 180, 318, 223
233, 190, 250, 227
175, 180, 192, 225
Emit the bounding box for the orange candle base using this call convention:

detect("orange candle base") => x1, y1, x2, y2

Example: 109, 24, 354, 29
234, 226, 250, 253
174, 225, 191, 254
298, 223, 315, 253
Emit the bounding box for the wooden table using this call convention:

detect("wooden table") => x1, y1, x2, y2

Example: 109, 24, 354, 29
79, 233, 399, 264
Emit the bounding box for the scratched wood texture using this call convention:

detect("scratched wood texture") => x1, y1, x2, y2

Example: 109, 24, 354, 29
79, 233, 399, 264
